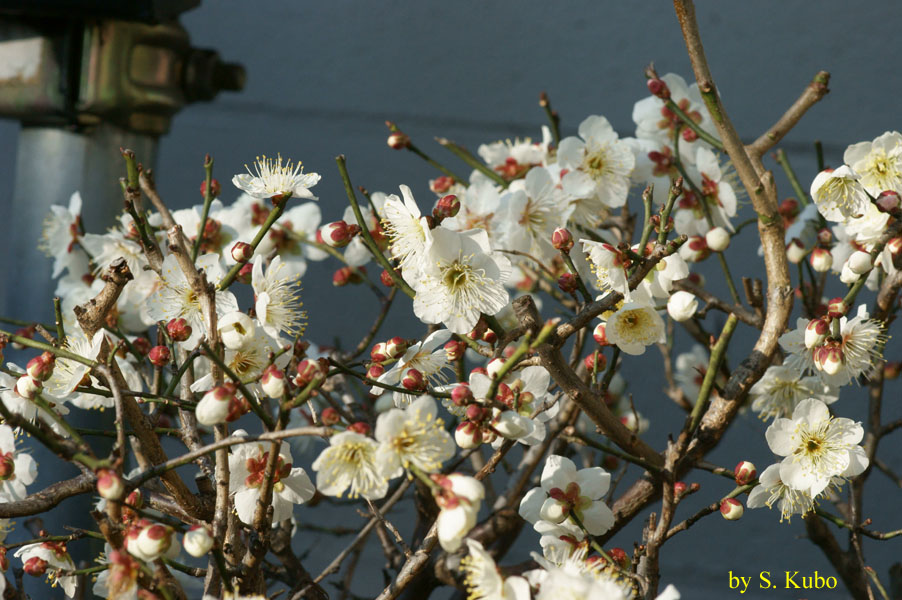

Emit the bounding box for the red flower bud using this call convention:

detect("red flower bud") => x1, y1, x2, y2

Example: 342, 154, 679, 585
387, 131, 410, 150
348, 421, 371, 435
734, 461, 758, 485
366, 363, 385, 379
200, 178, 221, 199
551, 227, 574, 252
380, 268, 396, 287
131, 337, 152, 357
433, 194, 460, 220
321, 221, 353, 248
401, 368, 426, 391
558, 273, 578, 293
236, 263, 254, 284
23, 556, 48, 576
321, 407, 341, 426
444, 340, 466, 361
148, 346, 171, 367
584, 352, 607, 373
295, 358, 328, 388
230, 241, 253, 263
876, 190, 901, 214
451, 384, 474, 407
429, 176, 455, 194
646, 78, 670, 99
166, 318, 192, 343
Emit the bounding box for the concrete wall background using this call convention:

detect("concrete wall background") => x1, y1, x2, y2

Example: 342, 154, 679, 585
1, 1, 901, 598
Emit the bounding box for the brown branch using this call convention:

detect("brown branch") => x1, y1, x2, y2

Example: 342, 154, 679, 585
672, 279, 763, 328
747, 71, 831, 158
0, 474, 95, 518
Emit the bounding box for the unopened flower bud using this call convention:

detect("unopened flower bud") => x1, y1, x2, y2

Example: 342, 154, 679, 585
682, 127, 698, 142
196, 384, 236, 426
137, 524, 174, 560
734, 461, 757, 485
23, 556, 48, 576
366, 363, 385, 379
230, 241, 253, 263
667, 291, 698, 322
539, 496, 570, 524
166, 318, 192, 343
321, 407, 341, 426
16, 376, 41, 399
385, 336, 408, 360
347, 421, 370, 435
884, 361, 901, 380
455, 421, 483, 449
401, 368, 426, 391
0, 453, 14, 480
200, 178, 221, 199
848, 250, 873, 275
486, 358, 505, 379
236, 263, 253, 285
876, 190, 901, 213
96, 469, 125, 500
805, 317, 831, 349
321, 221, 352, 248
705, 227, 730, 252
606, 547, 630, 570
183, 525, 214, 557
593, 322, 608, 346
583, 352, 607, 373
219, 312, 256, 350
148, 345, 171, 367
482, 328, 497, 344
680, 236, 709, 263
686, 272, 705, 287
295, 358, 327, 388
380, 269, 396, 287
551, 227, 574, 252
465, 404, 487, 422
646, 77, 670, 99
720, 498, 744, 520
433, 194, 460, 220
387, 131, 410, 150
558, 273, 578, 293
786, 238, 807, 264
370, 342, 389, 363
673, 481, 688, 496
430, 176, 455, 194
260, 365, 286, 399
451, 384, 474, 406
12, 326, 35, 350
333, 266, 364, 287
444, 340, 466, 361
816, 344, 844, 375
827, 297, 847, 319
809, 248, 833, 272
26, 352, 55, 381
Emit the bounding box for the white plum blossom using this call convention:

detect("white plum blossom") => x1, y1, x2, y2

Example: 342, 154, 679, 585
411, 227, 511, 334
666, 290, 698, 322
765, 398, 868, 496
673, 147, 738, 236
312, 431, 388, 500
477, 131, 550, 182
14, 541, 77, 597
810, 166, 871, 223
232, 154, 320, 200
80, 228, 147, 278
228, 433, 316, 524
749, 365, 838, 421
373, 329, 452, 407
580, 240, 630, 299
558, 115, 635, 224
434, 474, 485, 552
747, 463, 817, 522
460, 539, 531, 600
633, 251, 689, 304
519, 454, 615, 536
604, 302, 666, 356
0, 424, 37, 501
382, 185, 433, 276
374, 395, 455, 478
147, 253, 239, 348
0, 366, 71, 436
843, 131, 902, 196
252, 255, 306, 339
442, 178, 502, 236
38, 191, 83, 277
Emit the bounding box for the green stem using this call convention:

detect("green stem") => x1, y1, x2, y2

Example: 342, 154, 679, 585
335, 155, 417, 299
53, 297, 65, 344
561, 251, 593, 303
436, 137, 508, 187
218, 202, 286, 290
0, 330, 96, 366
192, 155, 215, 261
201, 342, 275, 430
665, 98, 724, 151
539, 91, 561, 147
815, 140, 825, 171
775, 149, 809, 205
689, 314, 738, 434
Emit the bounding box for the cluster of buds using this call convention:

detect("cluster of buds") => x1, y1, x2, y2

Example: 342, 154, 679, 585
466, 317, 497, 344
370, 336, 410, 364
125, 520, 177, 562
805, 303, 847, 376
452, 377, 535, 449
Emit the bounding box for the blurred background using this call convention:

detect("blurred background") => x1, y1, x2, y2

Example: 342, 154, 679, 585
0, 1, 901, 598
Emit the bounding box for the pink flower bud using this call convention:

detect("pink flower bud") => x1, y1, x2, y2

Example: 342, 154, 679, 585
584, 352, 607, 373
321, 407, 341, 426
682, 127, 698, 142
26, 352, 55, 381
454, 421, 482, 449
804, 317, 831, 349
809, 248, 833, 273
347, 421, 371, 435
451, 384, 474, 407
183, 525, 214, 557
680, 236, 709, 263
786, 238, 807, 264
0, 453, 15, 480
673, 481, 687, 496
444, 340, 466, 361
137, 523, 173, 560
465, 404, 487, 422
558, 273, 578, 293
195, 384, 236, 426
848, 250, 873, 275
366, 363, 385, 379
260, 365, 286, 399
720, 498, 744, 520
236, 263, 253, 285
387, 131, 410, 150
647, 78, 670, 99
148, 346, 171, 367
433, 194, 460, 220
321, 221, 352, 248
370, 342, 389, 363
23, 556, 48, 576
816, 344, 844, 376
200, 178, 221, 199
827, 297, 847, 318
705, 227, 730, 252
593, 322, 608, 346
876, 190, 901, 213
333, 266, 364, 286
486, 358, 505, 379
295, 358, 327, 388
15, 376, 41, 399
166, 318, 192, 343
551, 227, 574, 252
734, 461, 757, 485
430, 176, 455, 194
230, 241, 253, 263
385, 336, 408, 360
380, 269, 396, 287
401, 368, 426, 391
97, 469, 125, 500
